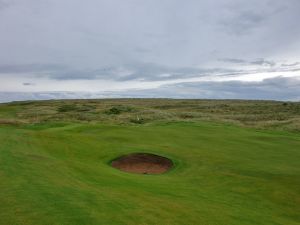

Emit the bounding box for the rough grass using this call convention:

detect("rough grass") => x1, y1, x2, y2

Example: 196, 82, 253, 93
1, 99, 300, 131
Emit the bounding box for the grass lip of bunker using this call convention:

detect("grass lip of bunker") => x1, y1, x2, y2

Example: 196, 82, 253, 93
111, 153, 173, 174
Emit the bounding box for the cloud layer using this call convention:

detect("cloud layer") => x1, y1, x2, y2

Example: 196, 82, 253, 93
0, 0, 300, 101
1, 77, 299, 103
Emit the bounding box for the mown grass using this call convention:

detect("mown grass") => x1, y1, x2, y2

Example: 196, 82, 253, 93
0, 99, 299, 224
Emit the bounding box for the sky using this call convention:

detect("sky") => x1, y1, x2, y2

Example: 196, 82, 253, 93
0, 0, 300, 102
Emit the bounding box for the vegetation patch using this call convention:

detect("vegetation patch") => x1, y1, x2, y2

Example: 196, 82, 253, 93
76, 104, 96, 112
2, 99, 300, 131
0, 119, 24, 126
57, 104, 78, 112
105, 105, 135, 115
129, 116, 145, 124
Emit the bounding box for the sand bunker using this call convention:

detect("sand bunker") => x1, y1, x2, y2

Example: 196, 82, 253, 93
111, 153, 173, 174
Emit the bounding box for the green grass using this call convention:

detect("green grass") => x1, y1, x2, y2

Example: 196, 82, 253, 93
0, 99, 300, 224
0, 118, 299, 225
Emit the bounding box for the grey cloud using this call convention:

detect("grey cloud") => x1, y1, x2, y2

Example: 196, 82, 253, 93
0, 0, 300, 101
221, 59, 300, 74
134, 47, 152, 54
221, 59, 300, 71
47, 63, 240, 82
218, 1, 289, 36
291, 68, 300, 72
0, 92, 106, 103
0, 0, 11, 10
117, 76, 300, 101
219, 10, 266, 35
221, 58, 277, 67
0, 59, 297, 83
281, 62, 300, 67
23, 82, 35, 86
1, 0, 299, 70
47, 69, 98, 80
1, 76, 299, 103
0, 64, 66, 74
250, 59, 276, 67
220, 58, 247, 64
0, 62, 240, 81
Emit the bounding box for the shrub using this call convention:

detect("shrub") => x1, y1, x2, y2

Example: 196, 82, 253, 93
130, 116, 145, 124
57, 104, 78, 112
105, 105, 135, 115
76, 105, 96, 112
179, 113, 195, 119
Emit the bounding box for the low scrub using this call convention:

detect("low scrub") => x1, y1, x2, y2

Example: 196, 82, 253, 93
130, 116, 145, 124
57, 104, 78, 112
105, 105, 135, 115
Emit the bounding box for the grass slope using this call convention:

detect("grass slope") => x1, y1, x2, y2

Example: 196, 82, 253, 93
0, 121, 299, 225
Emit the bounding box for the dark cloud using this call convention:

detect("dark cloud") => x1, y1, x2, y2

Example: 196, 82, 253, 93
0, 60, 297, 83
23, 82, 35, 86
219, 58, 247, 64
250, 59, 276, 67
220, 10, 266, 35
117, 76, 300, 101
221, 58, 277, 67
0, 62, 239, 82
45, 63, 241, 82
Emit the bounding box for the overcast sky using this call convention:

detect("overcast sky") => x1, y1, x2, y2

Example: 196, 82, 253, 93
0, 0, 300, 102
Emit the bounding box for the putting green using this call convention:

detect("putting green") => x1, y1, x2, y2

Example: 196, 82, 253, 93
0, 122, 299, 225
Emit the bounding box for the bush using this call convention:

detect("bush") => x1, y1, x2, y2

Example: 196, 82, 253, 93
57, 104, 78, 112
105, 105, 135, 115
76, 105, 96, 112
130, 116, 145, 124
179, 113, 195, 119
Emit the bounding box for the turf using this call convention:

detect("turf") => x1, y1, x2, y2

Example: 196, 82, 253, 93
0, 120, 299, 225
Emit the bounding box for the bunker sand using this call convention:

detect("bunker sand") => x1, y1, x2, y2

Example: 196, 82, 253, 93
111, 153, 173, 174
